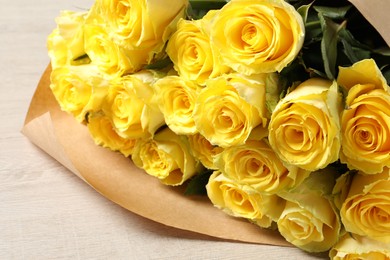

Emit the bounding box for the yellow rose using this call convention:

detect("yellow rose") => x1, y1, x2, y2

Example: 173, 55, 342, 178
187, 133, 223, 170
329, 234, 390, 260
131, 127, 202, 186
87, 113, 137, 157
338, 59, 390, 174
193, 73, 269, 148
215, 127, 310, 194
340, 168, 390, 243
102, 70, 165, 139
94, 0, 188, 63
206, 171, 285, 228
84, 24, 148, 77
50, 65, 108, 122
277, 170, 342, 252
268, 78, 342, 171
210, 0, 304, 75
154, 76, 201, 135
47, 11, 90, 68
166, 12, 231, 85
47, 29, 69, 69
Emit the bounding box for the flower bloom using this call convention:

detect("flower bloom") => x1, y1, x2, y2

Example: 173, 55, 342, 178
215, 135, 310, 194
166, 11, 231, 85
206, 171, 285, 228
131, 127, 202, 186
210, 0, 304, 75
277, 170, 341, 252
329, 234, 390, 260
102, 70, 164, 139
84, 24, 144, 77
268, 78, 342, 171
87, 113, 137, 157
340, 168, 390, 243
50, 65, 108, 122
154, 76, 201, 135
93, 0, 188, 63
187, 133, 223, 170
193, 73, 269, 148
47, 11, 90, 69
338, 59, 390, 174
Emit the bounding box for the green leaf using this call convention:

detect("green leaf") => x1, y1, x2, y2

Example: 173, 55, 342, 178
313, 5, 351, 20
71, 54, 91, 65
279, 58, 309, 97
339, 28, 371, 63
184, 170, 213, 196
382, 67, 390, 85
302, 5, 322, 44
265, 73, 282, 113
373, 47, 390, 57
189, 0, 229, 9
297, 2, 312, 23
339, 28, 369, 50
319, 13, 346, 80
338, 85, 348, 109
144, 57, 172, 70
340, 40, 371, 64
188, 0, 228, 19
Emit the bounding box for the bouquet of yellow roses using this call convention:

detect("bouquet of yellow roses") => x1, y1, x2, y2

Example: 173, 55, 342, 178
24, 0, 390, 258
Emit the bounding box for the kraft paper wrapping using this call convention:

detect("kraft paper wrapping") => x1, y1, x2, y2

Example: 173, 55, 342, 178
348, 0, 390, 47
22, 65, 290, 246
22, 0, 389, 247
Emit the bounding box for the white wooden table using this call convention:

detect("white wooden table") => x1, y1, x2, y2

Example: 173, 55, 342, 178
0, 0, 327, 259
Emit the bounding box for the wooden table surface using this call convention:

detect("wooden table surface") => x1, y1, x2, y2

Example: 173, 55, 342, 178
0, 0, 328, 259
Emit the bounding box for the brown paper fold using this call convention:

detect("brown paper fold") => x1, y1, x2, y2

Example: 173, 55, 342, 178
22, 65, 290, 246
348, 0, 390, 47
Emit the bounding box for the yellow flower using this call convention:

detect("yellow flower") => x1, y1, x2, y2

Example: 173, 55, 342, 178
50, 65, 108, 122
102, 70, 165, 139
47, 29, 69, 69
340, 168, 390, 243
84, 24, 148, 77
215, 127, 310, 194
166, 12, 231, 85
94, 0, 188, 63
268, 78, 342, 171
193, 73, 269, 148
277, 170, 342, 252
87, 112, 137, 157
210, 0, 304, 75
338, 59, 390, 174
131, 127, 202, 186
187, 133, 223, 170
329, 234, 390, 260
47, 11, 90, 68
154, 75, 201, 135
206, 171, 285, 228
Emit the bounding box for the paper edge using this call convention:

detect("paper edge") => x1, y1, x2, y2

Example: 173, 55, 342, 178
348, 0, 390, 47
21, 112, 85, 181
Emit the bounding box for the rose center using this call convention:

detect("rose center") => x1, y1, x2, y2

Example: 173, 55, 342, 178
241, 19, 272, 51
285, 126, 305, 149
372, 206, 390, 223
355, 127, 376, 151
174, 90, 191, 111
117, 1, 131, 23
